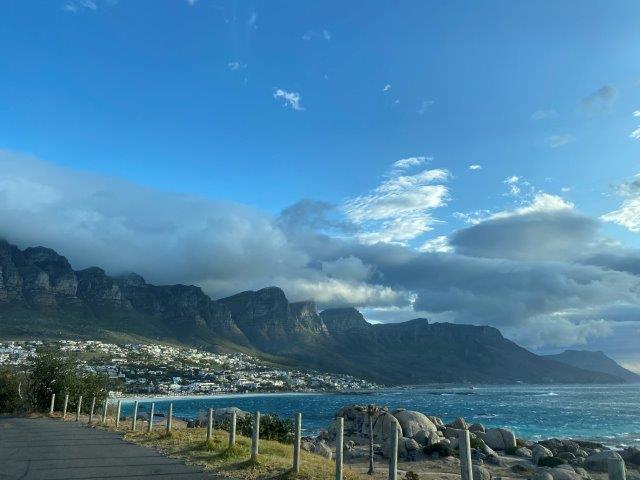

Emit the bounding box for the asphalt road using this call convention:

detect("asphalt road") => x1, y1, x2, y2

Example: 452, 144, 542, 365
0, 416, 219, 480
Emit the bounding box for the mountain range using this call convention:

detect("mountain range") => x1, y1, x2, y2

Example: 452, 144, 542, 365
1, 239, 637, 385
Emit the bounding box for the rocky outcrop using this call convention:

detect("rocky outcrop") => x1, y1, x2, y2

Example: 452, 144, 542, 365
484, 428, 517, 451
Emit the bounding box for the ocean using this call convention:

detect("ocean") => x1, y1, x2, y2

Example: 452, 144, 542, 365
118, 384, 640, 446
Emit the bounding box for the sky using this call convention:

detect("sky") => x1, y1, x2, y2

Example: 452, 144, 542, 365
1, 0, 640, 370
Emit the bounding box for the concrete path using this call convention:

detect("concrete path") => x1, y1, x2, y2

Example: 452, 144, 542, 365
0, 416, 219, 480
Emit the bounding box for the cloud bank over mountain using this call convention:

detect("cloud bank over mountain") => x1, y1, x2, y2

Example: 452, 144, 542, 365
1, 150, 640, 367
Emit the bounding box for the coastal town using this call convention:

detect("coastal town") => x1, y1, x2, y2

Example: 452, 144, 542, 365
0, 340, 379, 396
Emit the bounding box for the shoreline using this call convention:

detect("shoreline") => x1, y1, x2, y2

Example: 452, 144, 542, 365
111, 390, 328, 403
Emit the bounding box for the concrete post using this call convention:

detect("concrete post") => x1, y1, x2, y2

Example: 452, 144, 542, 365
608, 457, 627, 480
251, 411, 260, 461
76, 395, 83, 421
102, 397, 109, 424
459, 428, 474, 480
148, 403, 155, 432
388, 425, 398, 480
115, 400, 122, 428
62, 394, 69, 420
89, 397, 96, 424
293, 412, 302, 473
132, 401, 139, 431
336, 416, 344, 480
229, 410, 237, 446
206, 408, 213, 442
49, 393, 56, 415
166, 403, 173, 434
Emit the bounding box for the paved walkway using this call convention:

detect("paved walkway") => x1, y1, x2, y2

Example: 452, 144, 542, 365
0, 416, 218, 480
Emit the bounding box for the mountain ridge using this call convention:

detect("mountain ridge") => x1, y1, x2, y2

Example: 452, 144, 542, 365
0, 239, 628, 384
545, 349, 640, 383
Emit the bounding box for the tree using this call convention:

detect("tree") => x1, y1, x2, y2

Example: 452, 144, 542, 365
0, 367, 25, 413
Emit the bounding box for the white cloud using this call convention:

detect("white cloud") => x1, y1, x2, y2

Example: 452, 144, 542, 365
322, 30, 331, 41
228, 61, 246, 71
186, 0, 198, 5
419, 236, 452, 253
273, 89, 304, 111
383, 84, 391, 92
302, 31, 312, 41
531, 109, 559, 121
547, 133, 576, 148
301, 30, 331, 42
602, 196, 640, 232
630, 110, 640, 139
468, 164, 482, 171
344, 159, 449, 244
417, 99, 434, 115
64, 0, 97, 12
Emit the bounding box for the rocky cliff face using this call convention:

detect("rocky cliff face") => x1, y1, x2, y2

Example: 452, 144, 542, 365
0, 239, 628, 384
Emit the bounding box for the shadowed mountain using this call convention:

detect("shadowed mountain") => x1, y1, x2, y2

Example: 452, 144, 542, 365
545, 350, 640, 383
0, 239, 626, 384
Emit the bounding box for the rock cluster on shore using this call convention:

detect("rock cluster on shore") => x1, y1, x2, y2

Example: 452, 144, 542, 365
300, 405, 640, 480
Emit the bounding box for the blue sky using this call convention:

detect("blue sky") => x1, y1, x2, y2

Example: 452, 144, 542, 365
2, 0, 640, 368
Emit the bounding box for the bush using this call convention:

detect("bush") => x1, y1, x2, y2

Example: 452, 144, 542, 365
424, 442, 453, 457
505, 446, 519, 455
236, 413, 294, 443
27, 349, 108, 413
0, 367, 26, 413
470, 436, 486, 450
538, 456, 567, 467
405, 471, 420, 480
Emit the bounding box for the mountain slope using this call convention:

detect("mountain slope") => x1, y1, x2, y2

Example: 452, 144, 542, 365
545, 350, 640, 383
0, 239, 624, 384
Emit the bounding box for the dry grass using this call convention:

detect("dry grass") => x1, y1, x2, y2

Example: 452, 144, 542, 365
124, 426, 370, 480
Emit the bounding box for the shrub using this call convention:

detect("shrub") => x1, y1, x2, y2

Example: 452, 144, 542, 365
505, 446, 519, 455
424, 442, 453, 457
405, 471, 420, 480
0, 367, 26, 413
236, 413, 294, 443
538, 456, 567, 468
470, 437, 486, 450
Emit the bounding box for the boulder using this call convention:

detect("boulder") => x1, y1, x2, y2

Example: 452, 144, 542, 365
532, 472, 554, 480
512, 463, 534, 474
485, 454, 505, 467
444, 427, 465, 439
393, 410, 437, 438
533, 444, 555, 464
373, 412, 402, 450
584, 451, 624, 472
450, 438, 460, 450
414, 430, 440, 446
473, 465, 492, 480
469, 423, 486, 433
621, 447, 640, 466
516, 447, 533, 458
427, 416, 444, 427
449, 417, 468, 430
485, 428, 517, 451
558, 452, 576, 461
313, 440, 333, 459
574, 467, 590, 479
548, 467, 583, 480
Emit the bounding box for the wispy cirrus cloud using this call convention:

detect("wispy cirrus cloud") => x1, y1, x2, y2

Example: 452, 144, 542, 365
630, 110, 640, 140
273, 89, 304, 111
228, 61, 246, 71
547, 133, 576, 148
582, 85, 618, 113
531, 109, 559, 121
343, 158, 449, 244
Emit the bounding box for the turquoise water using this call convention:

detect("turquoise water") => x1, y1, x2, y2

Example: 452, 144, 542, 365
120, 384, 640, 446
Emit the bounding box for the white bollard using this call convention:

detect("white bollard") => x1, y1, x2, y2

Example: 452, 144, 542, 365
115, 400, 122, 428
102, 397, 109, 424
388, 425, 398, 480
166, 403, 173, 434
62, 394, 69, 420
76, 396, 83, 421
89, 397, 96, 425
608, 457, 627, 480
229, 410, 237, 446
132, 401, 139, 431
336, 416, 344, 480
148, 403, 155, 432
49, 393, 56, 415
293, 412, 302, 473
459, 428, 474, 480
251, 411, 260, 461
207, 408, 213, 442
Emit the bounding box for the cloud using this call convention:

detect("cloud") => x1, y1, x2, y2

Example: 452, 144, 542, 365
630, 110, 640, 139
273, 89, 304, 111
417, 99, 434, 115
343, 161, 450, 244
64, 0, 97, 12
468, 164, 482, 171
301, 30, 331, 42
419, 236, 452, 253
582, 85, 618, 113
602, 173, 640, 232
4, 150, 640, 361
547, 133, 576, 148
531, 109, 559, 121
383, 84, 391, 92
450, 194, 597, 261
186, 0, 198, 5
228, 61, 246, 71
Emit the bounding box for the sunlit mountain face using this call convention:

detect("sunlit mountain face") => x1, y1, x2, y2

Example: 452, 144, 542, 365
1, 1, 640, 371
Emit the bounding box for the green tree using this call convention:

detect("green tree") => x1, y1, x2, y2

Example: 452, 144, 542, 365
0, 367, 25, 413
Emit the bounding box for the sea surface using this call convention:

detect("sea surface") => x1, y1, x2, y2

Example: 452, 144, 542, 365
119, 384, 640, 446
